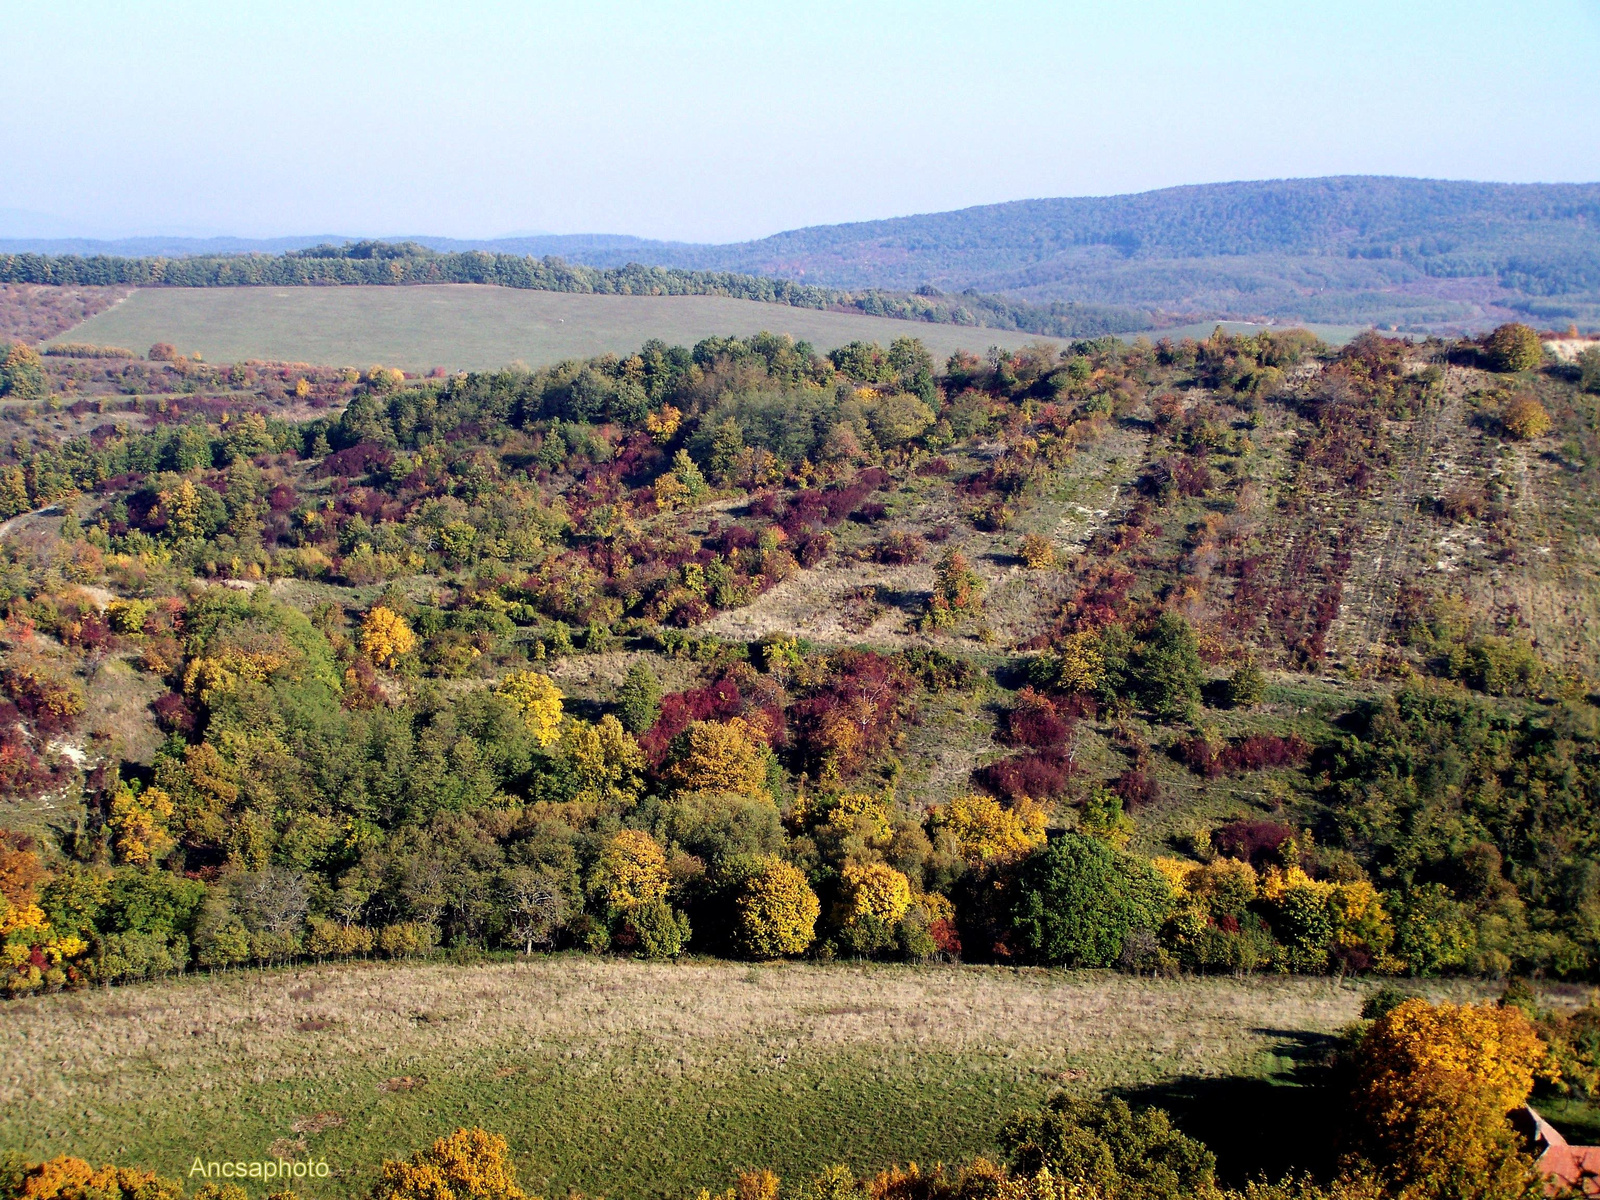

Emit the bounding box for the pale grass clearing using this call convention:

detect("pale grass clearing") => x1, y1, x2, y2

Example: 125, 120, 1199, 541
0, 959, 1502, 1200
1, 957, 1492, 1111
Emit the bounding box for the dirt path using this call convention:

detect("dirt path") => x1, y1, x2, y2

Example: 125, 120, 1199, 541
0, 503, 60, 541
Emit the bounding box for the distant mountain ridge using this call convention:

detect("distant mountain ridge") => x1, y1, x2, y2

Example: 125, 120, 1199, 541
6, 177, 1599, 329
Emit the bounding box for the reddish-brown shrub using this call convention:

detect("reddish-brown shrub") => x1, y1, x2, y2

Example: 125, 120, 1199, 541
871, 532, 926, 565
1213, 819, 1295, 866
1002, 689, 1074, 750
151, 692, 196, 735
978, 750, 1073, 803
1113, 767, 1160, 809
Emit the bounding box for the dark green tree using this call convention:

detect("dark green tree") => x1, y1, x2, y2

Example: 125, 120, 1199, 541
616, 662, 661, 734
1133, 612, 1204, 722
1011, 833, 1171, 966
1001, 1093, 1216, 1200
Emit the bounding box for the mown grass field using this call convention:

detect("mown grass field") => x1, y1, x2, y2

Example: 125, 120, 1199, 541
0, 959, 1496, 1200
46, 286, 1071, 372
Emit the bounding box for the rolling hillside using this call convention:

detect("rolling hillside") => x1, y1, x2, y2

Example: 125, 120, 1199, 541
10, 178, 1598, 331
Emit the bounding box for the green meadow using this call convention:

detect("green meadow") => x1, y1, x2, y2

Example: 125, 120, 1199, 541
48, 286, 1070, 372
1, 957, 1496, 1200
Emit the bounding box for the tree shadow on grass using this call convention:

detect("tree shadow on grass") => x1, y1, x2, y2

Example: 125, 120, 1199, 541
1116, 1028, 1346, 1187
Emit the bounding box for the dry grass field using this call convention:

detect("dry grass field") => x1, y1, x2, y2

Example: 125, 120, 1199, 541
0, 959, 1496, 1200
44, 286, 1072, 372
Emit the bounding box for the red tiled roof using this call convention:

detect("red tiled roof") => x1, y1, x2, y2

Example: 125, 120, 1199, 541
1524, 1107, 1600, 1197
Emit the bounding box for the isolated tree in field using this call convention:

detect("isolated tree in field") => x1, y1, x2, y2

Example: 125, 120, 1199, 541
1011, 832, 1171, 966
1223, 657, 1266, 708
615, 661, 661, 733
1501, 394, 1552, 440
373, 1127, 527, 1200
361, 605, 416, 669
147, 342, 177, 361
734, 855, 820, 958
1133, 612, 1204, 721
495, 670, 565, 748
1020, 534, 1055, 569
924, 547, 984, 628
1485, 323, 1544, 372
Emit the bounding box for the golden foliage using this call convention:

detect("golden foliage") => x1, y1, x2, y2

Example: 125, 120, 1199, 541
0, 830, 46, 907
596, 829, 669, 910
157, 478, 204, 541
646, 405, 682, 443
495, 671, 565, 748
11, 1156, 181, 1200
1350, 1001, 1547, 1200
735, 855, 820, 958
372, 1127, 528, 1200
361, 605, 417, 669
1019, 534, 1056, 570
822, 792, 893, 842
1052, 630, 1106, 695
932, 794, 1047, 864
108, 786, 175, 866
736, 1169, 780, 1200
1502, 394, 1552, 440
1358, 998, 1554, 1115
182, 649, 289, 702
560, 714, 644, 809
839, 861, 913, 925
667, 718, 770, 797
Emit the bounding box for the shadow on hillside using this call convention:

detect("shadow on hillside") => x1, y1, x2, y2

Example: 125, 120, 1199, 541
1116, 1028, 1346, 1186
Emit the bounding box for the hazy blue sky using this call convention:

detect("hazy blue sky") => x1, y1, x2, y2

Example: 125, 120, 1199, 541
3, 0, 1598, 242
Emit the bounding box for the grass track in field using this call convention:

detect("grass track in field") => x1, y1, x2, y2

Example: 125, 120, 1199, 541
47, 286, 1070, 372
0, 957, 1495, 1200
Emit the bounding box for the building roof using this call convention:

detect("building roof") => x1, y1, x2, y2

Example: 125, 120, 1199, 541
1521, 1107, 1600, 1197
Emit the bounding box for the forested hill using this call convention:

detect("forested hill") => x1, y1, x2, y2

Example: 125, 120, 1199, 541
539, 177, 1600, 330
7, 177, 1600, 329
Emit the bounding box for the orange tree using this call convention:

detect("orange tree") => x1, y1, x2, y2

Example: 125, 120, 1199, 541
371, 1127, 526, 1200
1347, 998, 1554, 1200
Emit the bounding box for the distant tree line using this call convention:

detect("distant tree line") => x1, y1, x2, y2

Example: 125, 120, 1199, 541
0, 241, 1150, 339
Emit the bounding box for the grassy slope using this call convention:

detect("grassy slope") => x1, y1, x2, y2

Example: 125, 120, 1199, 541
46, 287, 1068, 372
0, 958, 1497, 1200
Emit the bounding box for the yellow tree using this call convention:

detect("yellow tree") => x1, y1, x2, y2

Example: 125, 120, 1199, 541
1502, 395, 1552, 440
735, 856, 820, 959
560, 714, 644, 809
158, 479, 204, 541
495, 670, 565, 748
667, 718, 769, 797
372, 1128, 527, 1200
1348, 998, 1553, 1200
108, 786, 175, 866
595, 829, 669, 910
838, 861, 912, 925
361, 605, 416, 669
932, 794, 1047, 865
